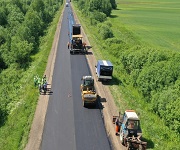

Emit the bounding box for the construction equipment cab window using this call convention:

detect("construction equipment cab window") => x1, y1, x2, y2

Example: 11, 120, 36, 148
126, 120, 140, 130
84, 78, 94, 87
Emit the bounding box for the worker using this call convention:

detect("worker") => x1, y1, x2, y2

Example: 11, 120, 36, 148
82, 42, 86, 46
37, 77, 42, 93
33, 75, 38, 87
67, 42, 70, 49
128, 120, 135, 129
115, 117, 120, 136
42, 75, 47, 84
83, 42, 86, 48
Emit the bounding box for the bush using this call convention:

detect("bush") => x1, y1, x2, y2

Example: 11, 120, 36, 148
98, 23, 113, 40
0, 26, 6, 46
151, 87, 180, 133
92, 11, 107, 22
104, 21, 112, 27
120, 48, 150, 74
77, 0, 85, 10
136, 60, 180, 99
105, 38, 121, 45
110, 0, 117, 9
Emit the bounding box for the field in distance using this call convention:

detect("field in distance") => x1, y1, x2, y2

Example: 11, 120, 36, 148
112, 0, 180, 51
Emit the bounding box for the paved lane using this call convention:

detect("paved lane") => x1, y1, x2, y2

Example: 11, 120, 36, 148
70, 55, 110, 150
41, 5, 111, 150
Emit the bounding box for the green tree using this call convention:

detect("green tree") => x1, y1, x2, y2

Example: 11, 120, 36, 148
0, 7, 7, 26
11, 0, 25, 14
91, 11, 107, 22
31, 0, 45, 13
151, 87, 180, 133
23, 9, 43, 51
10, 36, 33, 67
110, 0, 117, 9
87, 0, 112, 16
77, 0, 85, 10
101, 0, 112, 16
6, 4, 24, 36
136, 60, 180, 100
17, 24, 35, 47
0, 26, 6, 46
98, 23, 113, 40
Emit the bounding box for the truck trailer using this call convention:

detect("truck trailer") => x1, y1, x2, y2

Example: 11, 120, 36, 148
68, 10, 86, 54
95, 60, 113, 81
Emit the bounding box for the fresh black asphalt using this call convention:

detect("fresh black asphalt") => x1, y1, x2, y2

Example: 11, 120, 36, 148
41, 4, 111, 150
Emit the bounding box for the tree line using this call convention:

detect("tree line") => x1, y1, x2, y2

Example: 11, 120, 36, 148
74, 0, 117, 23
120, 46, 180, 134
0, 0, 63, 70
0, 0, 63, 125
74, 0, 180, 135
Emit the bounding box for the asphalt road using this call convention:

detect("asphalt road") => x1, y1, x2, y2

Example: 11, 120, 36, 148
40, 5, 111, 150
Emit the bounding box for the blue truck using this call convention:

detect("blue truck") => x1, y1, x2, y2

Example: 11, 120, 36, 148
67, 9, 86, 54
95, 60, 113, 81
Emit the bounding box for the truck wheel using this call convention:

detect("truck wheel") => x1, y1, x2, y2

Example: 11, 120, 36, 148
83, 101, 86, 107
93, 101, 97, 107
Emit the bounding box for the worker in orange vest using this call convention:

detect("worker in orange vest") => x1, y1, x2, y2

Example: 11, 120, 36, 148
115, 117, 120, 136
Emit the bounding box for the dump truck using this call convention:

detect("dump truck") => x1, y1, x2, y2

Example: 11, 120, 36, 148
68, 10, 86, 54
95, 60, 113, 81
113, 110, 147, 150
80, 76, 97, 107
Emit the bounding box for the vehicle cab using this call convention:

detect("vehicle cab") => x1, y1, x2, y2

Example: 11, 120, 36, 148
81, 76, 94, 89
80, 76, 97, 107
95, 60, 113, 81
120, 110, 142, 141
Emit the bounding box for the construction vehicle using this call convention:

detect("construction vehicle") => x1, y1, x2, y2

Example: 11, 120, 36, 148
95, 60, 113, 81
68, 10, 87, 54
113, 110, 147, 150
80, 76, 97, 107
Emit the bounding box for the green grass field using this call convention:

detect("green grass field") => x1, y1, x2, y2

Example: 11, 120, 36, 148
112, 0, 180, 51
